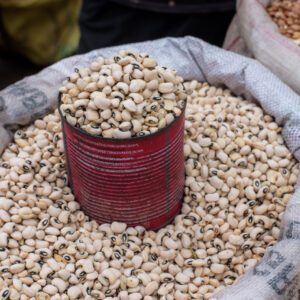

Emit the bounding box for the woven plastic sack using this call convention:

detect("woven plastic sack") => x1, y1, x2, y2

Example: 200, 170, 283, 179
223, 0, 300, 95
1, 36, 300, 299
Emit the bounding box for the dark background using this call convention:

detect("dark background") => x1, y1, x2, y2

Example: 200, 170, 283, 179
0, 50, 41, 90
0, 0, 235, 90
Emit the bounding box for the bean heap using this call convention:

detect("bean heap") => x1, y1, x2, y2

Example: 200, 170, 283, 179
267, 0, 300, 45
59, 51, 186, 139
0, 80, 298, 300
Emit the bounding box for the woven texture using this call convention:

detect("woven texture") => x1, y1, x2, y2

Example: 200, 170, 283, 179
0, 36, 300, 299
223, 0, 300, 95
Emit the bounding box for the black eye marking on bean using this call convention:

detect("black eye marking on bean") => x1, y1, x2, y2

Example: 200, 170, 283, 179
63, 255, 71, 261
40, 251, 48, 256
114, 56, 121, 63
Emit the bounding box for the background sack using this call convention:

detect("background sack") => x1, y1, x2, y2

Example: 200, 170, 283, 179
223, 0, 300, 95
1, 36, 300, 299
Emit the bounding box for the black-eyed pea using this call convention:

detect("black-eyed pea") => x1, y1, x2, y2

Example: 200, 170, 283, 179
9, 263, 25, 275
141, 57, 157, 69
174, 290, 189, 300
90, 290, 104, 299
144, 116, 158, 128
174, 272, 190, 285
12, 277, 22, 293
80, 260, 94, 274
7, 230, 19, 241
0, 288, 9, 300
249, 227, 264, 240
0, 233, 8, 248
141, 262, 157, 272
36, 291, 51, 300
126, 276, 139, 288
130, 119, 141, 134
22, 226, 36, 240
205, 193, 219, 203
8, 239, 19, 250
69, 273, 80, 285
55, 270, 70, 282
271, 227, 280, 239
7, 287, 19, 300
234, 203, 248, 218
128, 293, 142, 300
227, 214, 238, 229
165, 113, 175, 125
67, 286, 82, 300
263, 234, 274, 244
227, 187, 239, 201
50, 278, 67, 294
85, 271, 98, 281
43, 226, 60, 237
228, 234, 244, 246
254, 204, 268, 215
204, 183, 216, 194
237, 218, 247, 231
163, 238, 178, 250
19, 284, 34, 298
241, 240, 255, 252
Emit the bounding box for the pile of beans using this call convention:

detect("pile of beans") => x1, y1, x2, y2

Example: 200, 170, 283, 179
59, 51, 186, 138
267, 0, 300, 45
0, 78, 298, 299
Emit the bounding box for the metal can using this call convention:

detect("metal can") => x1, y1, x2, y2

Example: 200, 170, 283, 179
59, 98, 185, 230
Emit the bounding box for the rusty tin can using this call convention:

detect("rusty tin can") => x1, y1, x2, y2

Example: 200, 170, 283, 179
59, 97, 185, 230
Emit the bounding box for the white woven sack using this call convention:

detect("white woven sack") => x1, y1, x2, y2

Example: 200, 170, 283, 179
1, 37, 300, 299
223, 0, 300, 95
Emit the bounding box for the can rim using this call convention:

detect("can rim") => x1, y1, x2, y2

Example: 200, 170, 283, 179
58, 92, 186, 142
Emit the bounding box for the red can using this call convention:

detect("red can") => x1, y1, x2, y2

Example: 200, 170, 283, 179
59, 98, 185, 230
